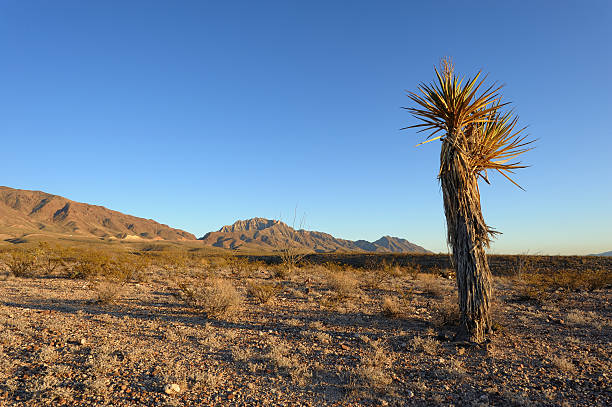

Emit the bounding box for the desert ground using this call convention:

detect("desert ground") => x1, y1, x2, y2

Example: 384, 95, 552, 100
0, 247, 610, 406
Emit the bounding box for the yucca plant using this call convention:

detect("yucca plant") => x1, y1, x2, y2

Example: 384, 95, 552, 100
404, 58, 533, 342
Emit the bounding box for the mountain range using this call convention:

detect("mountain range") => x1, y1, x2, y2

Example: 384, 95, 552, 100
0, 186, 429, 253
200, 217, 430, 253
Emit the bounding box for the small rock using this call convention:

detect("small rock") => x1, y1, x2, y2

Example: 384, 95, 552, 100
164, 383, 180, 394
79, 338, 87, 345
407, 390, 414, 397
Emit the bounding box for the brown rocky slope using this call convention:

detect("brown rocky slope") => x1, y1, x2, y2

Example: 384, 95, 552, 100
199, 217, 430, 253
0, 186, 195, 241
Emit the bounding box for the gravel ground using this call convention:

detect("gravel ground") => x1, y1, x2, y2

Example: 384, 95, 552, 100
0, 265, 610, 406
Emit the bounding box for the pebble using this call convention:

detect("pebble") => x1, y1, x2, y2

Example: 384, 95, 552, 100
79, 338, 87, 345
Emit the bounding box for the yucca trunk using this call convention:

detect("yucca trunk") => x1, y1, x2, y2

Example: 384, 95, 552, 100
440, 137, 492, 343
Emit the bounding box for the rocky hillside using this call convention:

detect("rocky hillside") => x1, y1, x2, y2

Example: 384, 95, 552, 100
199, 217, 430, 253
0, 186, 196, 241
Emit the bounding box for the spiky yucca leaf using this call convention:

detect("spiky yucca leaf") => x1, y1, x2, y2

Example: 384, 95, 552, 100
405, 65, 532, 187
469, 110, 534, 188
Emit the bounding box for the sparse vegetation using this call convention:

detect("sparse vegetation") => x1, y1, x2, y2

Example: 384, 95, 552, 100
513, 267, 612, 303
381, 296, 402, 318
0, 245, 609, 406
326, 269, 360, 299
2, 248, 37, 277
246, 280, 280, 304
89, 278, 125, 304
176, 277, 242, 319
410, 335, 440, 355
353, 340, 395, 392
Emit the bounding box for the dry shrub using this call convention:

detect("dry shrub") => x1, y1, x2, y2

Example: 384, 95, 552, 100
278, 246, 308, 278
266, 337, 311, 385
68, 250, 150, 281
515, 268, 611, 302
551, 356, 575, 373
2, 249, 37, 277
90, 279, 125, 304
326, 270, 360, 299
410, 335, 440, 355
364, 270, 386, 289
407, 264, 421, 280
354, 341, 394, 391
112, 253, 150, 281
431, 296, 461, 328
420, 274, 444, 298
247, 280, 280, 304
36, 242, 65, 275
68, 250, 112, 279
381, 296, 402, 318
313, 331, 332, 344
564, 310, 603, 328
177, 278, 242, 319
226, 255, 252, 276
380, 259, 404, 277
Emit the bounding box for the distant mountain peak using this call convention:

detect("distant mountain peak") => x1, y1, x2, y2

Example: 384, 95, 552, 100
200, 217, 430, 253
219, 217, 285, 233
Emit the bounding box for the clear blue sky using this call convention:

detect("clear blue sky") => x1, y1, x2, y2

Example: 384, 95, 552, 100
1, 1, 610, 255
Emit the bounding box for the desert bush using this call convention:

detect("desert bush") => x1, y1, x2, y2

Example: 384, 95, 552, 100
326, 270, 360, 299
109, 253, 150, 281
513, 268, 611, 303
36, 242, 64, 275
381, 296, 402, 318
89, 279, 125, 304
312, 331, 332, 344
66, 250, 150, 281
278, 246, 307, 278
247, 280, 280, 304
431, 297, 461, 328
3, 249, 37, 277
266, 337, 311, 385
410, 335, 440, 355
407, 264, 421, 280
353, 341, 394, 391
550, 356, 575, 373
68, 250, 111, 279
513, 254, 532, 279
176, 278, 242, 319
226, 255, 252, 276
380, 259, 404, 277
420, 274, 444, 298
